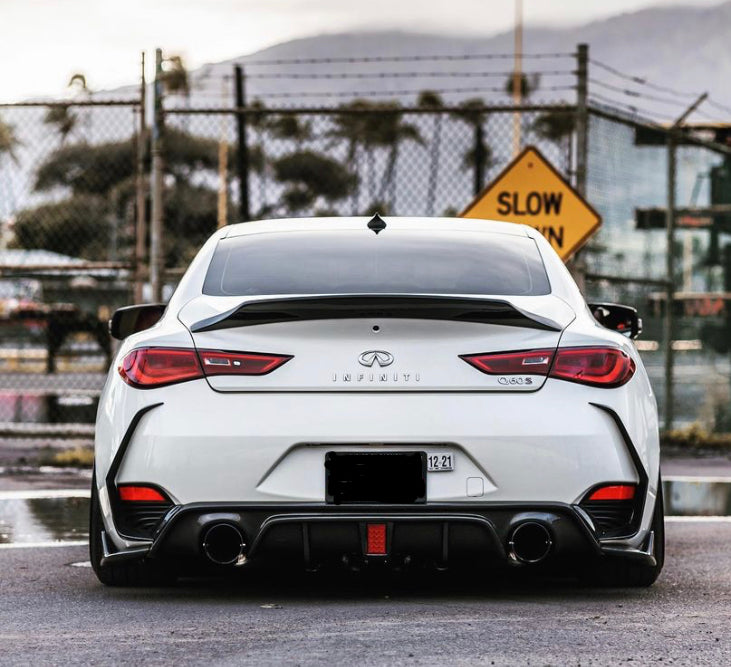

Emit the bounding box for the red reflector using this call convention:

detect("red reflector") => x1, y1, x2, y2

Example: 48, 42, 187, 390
198, 350, 292, 377
119, 348, 203, 388
366, 523, 387, 555
460, 349, 554, 376
118, 485, 166, 502
589, 485, 636, 501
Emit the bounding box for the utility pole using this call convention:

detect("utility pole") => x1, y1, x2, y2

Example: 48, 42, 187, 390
512, 0, 523, 157
134, 51, 147, 303
664, 92, 708, 431
150, 48, 165, 303
234, 65, 250, 221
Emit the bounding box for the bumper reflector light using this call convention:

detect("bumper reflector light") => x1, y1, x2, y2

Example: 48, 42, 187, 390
118, 485, 167, 502
366, 523, 387, 555
588, 484, 636, 501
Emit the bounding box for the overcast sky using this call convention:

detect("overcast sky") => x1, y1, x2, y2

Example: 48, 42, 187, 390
0, 0, 723, 101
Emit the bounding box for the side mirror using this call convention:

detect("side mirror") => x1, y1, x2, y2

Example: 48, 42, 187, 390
109, 304, 166, 340
588, 302, 642, 340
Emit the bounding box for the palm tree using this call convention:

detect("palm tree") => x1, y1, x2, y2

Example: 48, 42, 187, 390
0, 116, 20, 164
328, 99, 374, 213
450, 98, 492, 195
532, 111, 575, 170
505, 73, 541, 145
370, 102, 423, 209
44, 105, 77, 146
417, 90, 444, 216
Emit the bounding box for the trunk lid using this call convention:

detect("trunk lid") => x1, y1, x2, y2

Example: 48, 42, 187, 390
178, 294, 575, 392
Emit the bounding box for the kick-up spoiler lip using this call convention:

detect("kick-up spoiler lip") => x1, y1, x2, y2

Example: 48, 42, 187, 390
188, 294, 568, 333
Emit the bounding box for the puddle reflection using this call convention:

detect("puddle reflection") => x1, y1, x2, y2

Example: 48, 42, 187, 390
0, 497, 89, 544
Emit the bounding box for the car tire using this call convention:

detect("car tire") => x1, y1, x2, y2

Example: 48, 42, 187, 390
584, 477, 665, 588
89, 471, 174, 587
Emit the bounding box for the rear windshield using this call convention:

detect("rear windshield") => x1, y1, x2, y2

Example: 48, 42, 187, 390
202, 229, 551, 297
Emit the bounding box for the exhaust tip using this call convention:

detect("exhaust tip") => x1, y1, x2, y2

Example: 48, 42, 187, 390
202, 523, 246, 565
508, 521, 552, 564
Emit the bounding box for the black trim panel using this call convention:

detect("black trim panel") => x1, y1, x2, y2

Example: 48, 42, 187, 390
105, 403, 163, 540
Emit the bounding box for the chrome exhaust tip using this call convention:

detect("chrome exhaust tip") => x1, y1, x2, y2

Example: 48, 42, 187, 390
508, 521, 552, 564
202, 523, 246, 565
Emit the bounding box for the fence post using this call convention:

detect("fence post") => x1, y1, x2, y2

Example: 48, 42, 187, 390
473, 121, 486, 197
234, 65, 250, 222
575, 44, 588, 195
663, 93, 707, 431
571, 43, 589, 293
134, 51, 147, 303
150, 48, 165, 302
664, 130, 676, 430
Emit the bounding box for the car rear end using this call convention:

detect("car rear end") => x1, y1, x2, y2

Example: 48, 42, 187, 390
93, 217, 660, 580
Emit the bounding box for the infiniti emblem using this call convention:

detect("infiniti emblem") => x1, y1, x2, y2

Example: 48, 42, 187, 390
358, 350, 394, 367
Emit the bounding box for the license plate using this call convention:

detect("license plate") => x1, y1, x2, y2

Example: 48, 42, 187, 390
427, 453, 454, 472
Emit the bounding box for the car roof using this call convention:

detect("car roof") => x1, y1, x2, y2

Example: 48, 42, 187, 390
222, 216, 535, 240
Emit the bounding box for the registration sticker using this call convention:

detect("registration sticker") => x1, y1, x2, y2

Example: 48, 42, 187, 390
427, 453, 454, 472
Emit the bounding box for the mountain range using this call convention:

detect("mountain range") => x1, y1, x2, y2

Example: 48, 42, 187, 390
105, 1, 731, 121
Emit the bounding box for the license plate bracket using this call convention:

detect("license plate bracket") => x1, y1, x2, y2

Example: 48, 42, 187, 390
325, 452, 427, 505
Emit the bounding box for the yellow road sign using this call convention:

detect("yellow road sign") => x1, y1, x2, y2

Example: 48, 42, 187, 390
460, 145, 601, 261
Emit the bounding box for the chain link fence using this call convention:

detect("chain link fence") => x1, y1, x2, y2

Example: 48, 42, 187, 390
585, 107, 731, 432
0, 50, 729, 439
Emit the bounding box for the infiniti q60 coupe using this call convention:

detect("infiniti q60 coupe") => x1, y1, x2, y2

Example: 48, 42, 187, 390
91, 216, 663, 587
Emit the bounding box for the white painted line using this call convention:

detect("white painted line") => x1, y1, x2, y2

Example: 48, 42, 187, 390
666, 516, 731, 522
0, 489, 90, 501
664, 476, 731, 483
0, 540, 87, 550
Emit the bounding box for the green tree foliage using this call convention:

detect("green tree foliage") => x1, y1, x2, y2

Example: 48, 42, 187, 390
532, 111, 575, 143
0, 115, 21, 164
273, 150, 356, 214
44, 105, 77, 146
14, 195, 109, 259
14, 127, 224, 264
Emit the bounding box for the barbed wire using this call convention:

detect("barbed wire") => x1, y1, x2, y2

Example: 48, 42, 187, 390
589, 79, 696, 108
243, 52, 574, 66
246, 69, 573, 80
253, 85, 576, 100
588, 93, 662, 123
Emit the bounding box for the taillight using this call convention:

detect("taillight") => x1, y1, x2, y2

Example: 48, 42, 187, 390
550, 347, 635, 388
119, 347, 292, 388
198, 350, 292, 376
461, 349, 554, 375
119, 348, 203, 388
461, 346, 635, 388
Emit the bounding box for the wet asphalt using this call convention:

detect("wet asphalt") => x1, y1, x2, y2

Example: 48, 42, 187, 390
0, 521, 729, 666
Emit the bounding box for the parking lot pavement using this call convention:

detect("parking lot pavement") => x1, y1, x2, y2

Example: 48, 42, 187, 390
0, 522, 729, 666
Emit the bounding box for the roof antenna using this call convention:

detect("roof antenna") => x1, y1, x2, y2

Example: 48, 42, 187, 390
367, 213, 387, 235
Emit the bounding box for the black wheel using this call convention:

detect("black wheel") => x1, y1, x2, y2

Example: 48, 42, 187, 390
584, 477, 665, 588
89, 471, 174, 587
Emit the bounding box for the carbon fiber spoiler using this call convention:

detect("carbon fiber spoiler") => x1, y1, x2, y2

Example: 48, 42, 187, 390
189, 295, 562, 333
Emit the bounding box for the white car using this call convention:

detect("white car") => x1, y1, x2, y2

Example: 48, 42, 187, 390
91, 216, 663, 587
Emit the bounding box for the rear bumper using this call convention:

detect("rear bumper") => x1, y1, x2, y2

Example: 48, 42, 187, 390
101, 501, 656, 570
